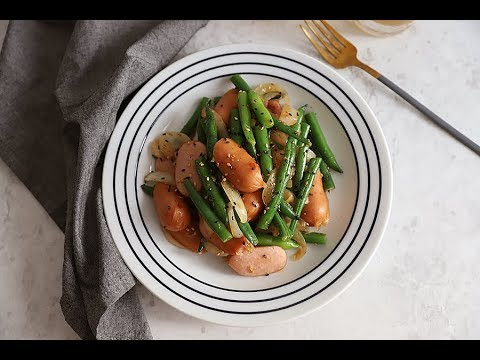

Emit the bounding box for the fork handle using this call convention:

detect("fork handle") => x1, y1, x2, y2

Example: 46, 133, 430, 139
377, 75, 480, 156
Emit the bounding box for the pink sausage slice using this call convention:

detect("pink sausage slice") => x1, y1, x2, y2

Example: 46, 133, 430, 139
175, 141, 207, 197
228, 246, 287, 276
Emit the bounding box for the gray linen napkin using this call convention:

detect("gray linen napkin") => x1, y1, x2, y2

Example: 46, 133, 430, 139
0, 20, 208, 339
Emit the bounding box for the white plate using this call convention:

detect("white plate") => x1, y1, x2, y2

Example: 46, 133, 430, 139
102, 44, 393, 326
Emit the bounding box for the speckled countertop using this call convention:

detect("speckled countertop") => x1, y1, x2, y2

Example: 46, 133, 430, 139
1, 20, 479, 339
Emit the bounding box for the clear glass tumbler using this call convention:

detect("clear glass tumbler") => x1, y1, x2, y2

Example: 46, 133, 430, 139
353, 20, 415, 36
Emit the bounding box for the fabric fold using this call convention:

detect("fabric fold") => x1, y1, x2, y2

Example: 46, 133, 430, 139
0, 19, 208, 339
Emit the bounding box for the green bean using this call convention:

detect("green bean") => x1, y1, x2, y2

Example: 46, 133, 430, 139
302, 232, 327, 245
140, 184, 154, 197
237, 91, 256, 146
213, 96, 222, 106
273, 212, 291, 240
257, 138, 297, 230
244, 141, 257, 159
296, 106, 305, 126
197, 116, 206, 144
279, 198, 299, 220
234, 212, 258, 246
289, 157, 322, 233
229, 109, 243, 146
273, 118, 311, 146
230, 74, 251, 91
292, 122, 311, 192
181, 97, 210, 137
253, 125, 273, 180
256, 234, 299, 250
184, 179, 232, 242
247, 90, 274, 128
320, 159, 335, 191
195, 157, 228, 225
205, 107, 218, 160
305, 112, 342, 173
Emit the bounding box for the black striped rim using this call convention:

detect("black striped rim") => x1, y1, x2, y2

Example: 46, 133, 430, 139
111, 51, 382, 313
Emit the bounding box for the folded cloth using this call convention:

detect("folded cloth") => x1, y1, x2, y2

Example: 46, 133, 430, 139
0, 20, 208, 339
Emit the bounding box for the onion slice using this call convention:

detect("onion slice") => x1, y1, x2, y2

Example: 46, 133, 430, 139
262, 171, 276, 206
283, 189, 295, 204
150, 131, 190, 159
254, 83, 290, 106
297, 218, 323, 233
212, 109, 229, 139
227, 202, 244, 238
300, 225, 323, 233
278, 104, 299, 126
144, 171, 176, 186
221, 180, 248, 223
305, 148, 316, 162
292, 229, 307, 261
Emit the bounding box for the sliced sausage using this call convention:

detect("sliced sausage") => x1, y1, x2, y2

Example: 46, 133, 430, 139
301, 170, 330, 228
214, 88, 239, 126
155, 157, 175, 174
167, 220, 204, 253
241, 190, 264, 221
154, 183, 191, 232
228, 246, 287, 276
213, 138, 265, 193
175, 141, 207, 197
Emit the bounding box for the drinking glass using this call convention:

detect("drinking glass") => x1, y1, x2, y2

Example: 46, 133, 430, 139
353, 20, 415, 36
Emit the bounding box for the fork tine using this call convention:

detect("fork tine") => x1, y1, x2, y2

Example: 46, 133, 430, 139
319, 20, 349, 46
299, 25, 336, 64
304, 20, 339, 57
312, 20, 344, 51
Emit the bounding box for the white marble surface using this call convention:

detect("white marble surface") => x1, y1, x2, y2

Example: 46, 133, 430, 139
1, 20, 479, 339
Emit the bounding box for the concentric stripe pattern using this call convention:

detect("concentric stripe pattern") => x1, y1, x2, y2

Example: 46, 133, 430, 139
102, 45, 391, 326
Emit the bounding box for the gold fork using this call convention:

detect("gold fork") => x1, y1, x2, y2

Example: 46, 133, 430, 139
300, 20, 480, 157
